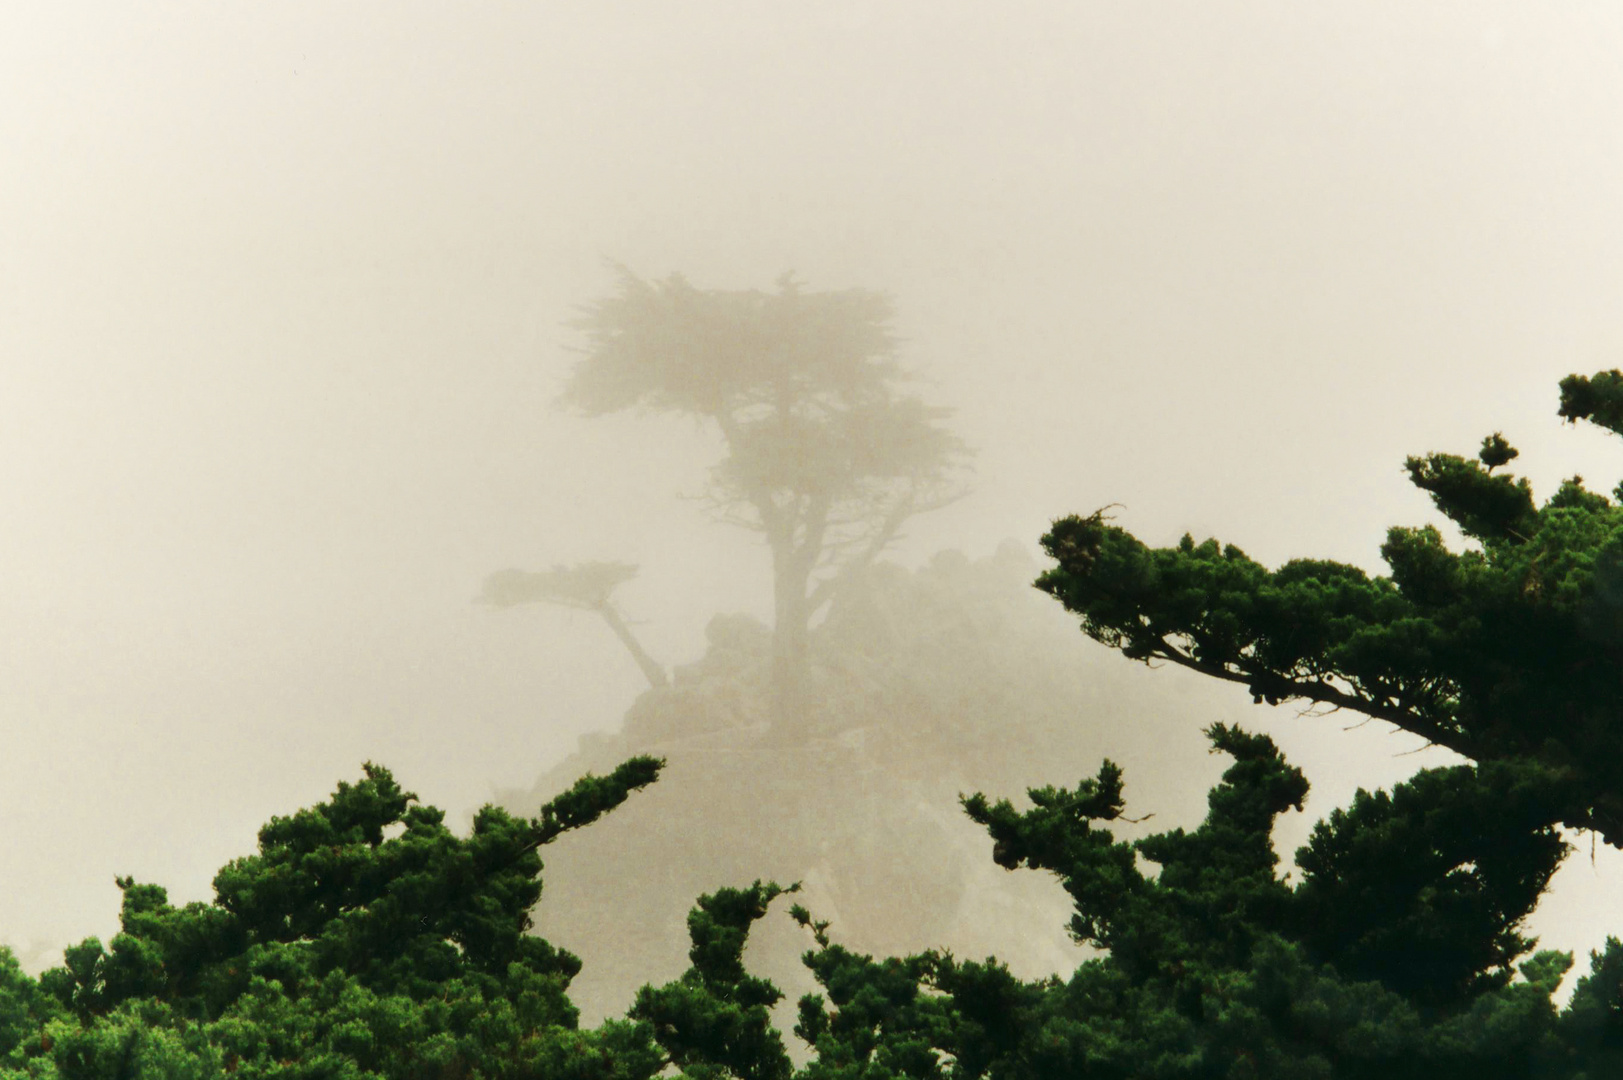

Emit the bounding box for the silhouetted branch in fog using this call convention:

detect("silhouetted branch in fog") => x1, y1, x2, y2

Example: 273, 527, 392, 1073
479, 562, 668, 688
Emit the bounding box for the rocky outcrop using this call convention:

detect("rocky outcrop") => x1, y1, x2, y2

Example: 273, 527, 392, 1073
501, 543, 1228, 1023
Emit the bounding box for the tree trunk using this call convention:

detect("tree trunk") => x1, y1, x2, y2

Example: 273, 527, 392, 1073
766, 489, 834, 741
769, 560, 811, 740
597, 605, 668, 689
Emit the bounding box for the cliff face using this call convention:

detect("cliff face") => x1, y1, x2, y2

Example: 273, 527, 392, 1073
501, 543, 1230, 1023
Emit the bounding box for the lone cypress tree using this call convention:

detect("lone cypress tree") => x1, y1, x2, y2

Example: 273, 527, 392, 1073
497, 268, 970, 737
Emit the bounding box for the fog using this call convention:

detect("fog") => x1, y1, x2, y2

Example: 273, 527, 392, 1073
3, 0, 1623, 991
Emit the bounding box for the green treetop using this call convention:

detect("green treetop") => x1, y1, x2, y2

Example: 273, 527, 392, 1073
0, 757, 667, 1079
781, 723, 1614, 1079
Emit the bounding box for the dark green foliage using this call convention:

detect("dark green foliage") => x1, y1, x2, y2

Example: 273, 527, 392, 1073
1479, 433, 1520, 471
1558, 370, 1623, 442
778, 731, 1591, 1079
3, 758, 668, 1079
536, 756, 665, 844
1036, 372, 1623, 845
1291, 760, 1570, 1012
1403, 449, 1537, 544
1560, 938, 1623, 1076
0, 728, 1615, 1078
632, 882, 797, 1080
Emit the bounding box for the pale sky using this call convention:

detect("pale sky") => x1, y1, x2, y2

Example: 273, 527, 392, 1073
3, 2, 1623, 980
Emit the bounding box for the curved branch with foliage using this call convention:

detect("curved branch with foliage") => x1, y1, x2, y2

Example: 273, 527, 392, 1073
1036, 370, 1623, 844
784, 725, 1611, 1078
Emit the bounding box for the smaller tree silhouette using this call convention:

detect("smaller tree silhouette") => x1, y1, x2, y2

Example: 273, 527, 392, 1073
480, 562, 667, 688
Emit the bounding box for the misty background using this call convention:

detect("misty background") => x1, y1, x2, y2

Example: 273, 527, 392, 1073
4, 0, 1623, 996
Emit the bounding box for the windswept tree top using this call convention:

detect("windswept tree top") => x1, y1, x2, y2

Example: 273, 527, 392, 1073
559, 268, 970, 546
1037, 369, 1623, 845
561, 269, 902, 419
